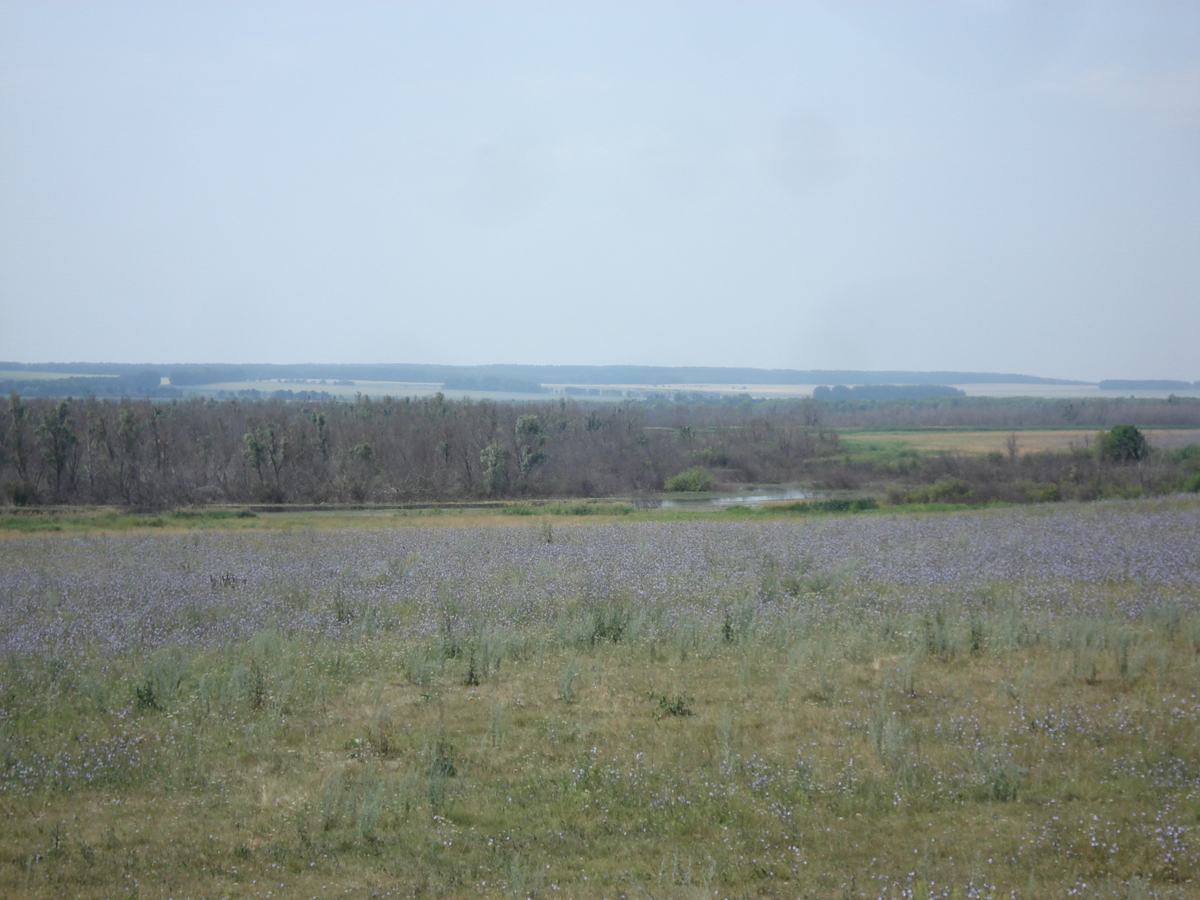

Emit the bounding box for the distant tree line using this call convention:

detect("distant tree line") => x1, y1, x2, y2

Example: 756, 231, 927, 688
0, 393, 840, 507
0, 361, 1090, 389
813, 384, 965, 401
1098, 379, 1200, 391
0, 371, 180, 400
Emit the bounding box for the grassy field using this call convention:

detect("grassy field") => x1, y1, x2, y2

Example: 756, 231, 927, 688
2, 499, 1199, 898
0, 370, 118, 381
840, 428, 1200, 460
0, 500, 891, 536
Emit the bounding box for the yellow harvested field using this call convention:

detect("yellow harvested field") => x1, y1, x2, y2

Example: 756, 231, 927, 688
0, 370, 118, 380
843, 428, 1200, 454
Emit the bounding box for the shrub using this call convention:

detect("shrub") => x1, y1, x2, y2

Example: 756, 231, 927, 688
1096, 424, 1148, 463
927, 477, 973, 503
1020, 480, 1061, 503
664, 466, 714, 492
1169, 443, 1200, 465
1171, 444, 1200, 492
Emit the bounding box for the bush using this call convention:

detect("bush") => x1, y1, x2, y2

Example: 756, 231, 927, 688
1096, 424, 1148, 463
664, 466, 714, 492
1171, 445, 1200, 492
1020, 481, 1061, 503
1169, 443, 1200, 465
928, 477, 973, 502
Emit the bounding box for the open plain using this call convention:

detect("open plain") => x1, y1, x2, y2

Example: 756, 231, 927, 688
2, 498, 1199, 898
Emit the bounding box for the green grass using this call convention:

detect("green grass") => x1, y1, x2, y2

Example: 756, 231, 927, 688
500, 501, 635, 516
3, 600, 1198, 897
834, 435, 926, 466
0, 508, 258, 533
4, 499, 904, 535
4, 502, 1200, 897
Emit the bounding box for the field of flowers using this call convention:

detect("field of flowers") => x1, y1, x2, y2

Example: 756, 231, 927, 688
1, 497, 1199, 898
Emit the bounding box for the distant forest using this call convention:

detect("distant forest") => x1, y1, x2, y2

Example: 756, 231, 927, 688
812, 384, 965, 401
1099, 379, 1200, 390
0, 362, 1094, 399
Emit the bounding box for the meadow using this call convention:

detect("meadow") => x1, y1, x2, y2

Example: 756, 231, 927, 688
2, 498, 1199, 898
839, 429, 1200, 458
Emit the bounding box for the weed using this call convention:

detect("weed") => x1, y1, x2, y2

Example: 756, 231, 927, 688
489, 699, 505, 748
134, 647, 189, 711
427, 733, 456, 812
464, 649, 482, 686
558, 657, 578, 702
369, 705, 399, 756
647, 690, 695, 718
976, 752, 1026, 802
924, 608, 959, 661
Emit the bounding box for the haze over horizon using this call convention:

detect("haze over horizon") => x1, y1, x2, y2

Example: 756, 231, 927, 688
2, 2, 1197, 383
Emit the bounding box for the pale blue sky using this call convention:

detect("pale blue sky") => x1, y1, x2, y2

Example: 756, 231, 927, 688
1, 1, 1197, 381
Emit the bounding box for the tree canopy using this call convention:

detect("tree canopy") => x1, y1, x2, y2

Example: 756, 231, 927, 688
1096, 424, 1148, 463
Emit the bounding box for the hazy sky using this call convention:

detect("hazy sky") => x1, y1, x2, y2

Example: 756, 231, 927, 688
1, 2, 1197, 381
